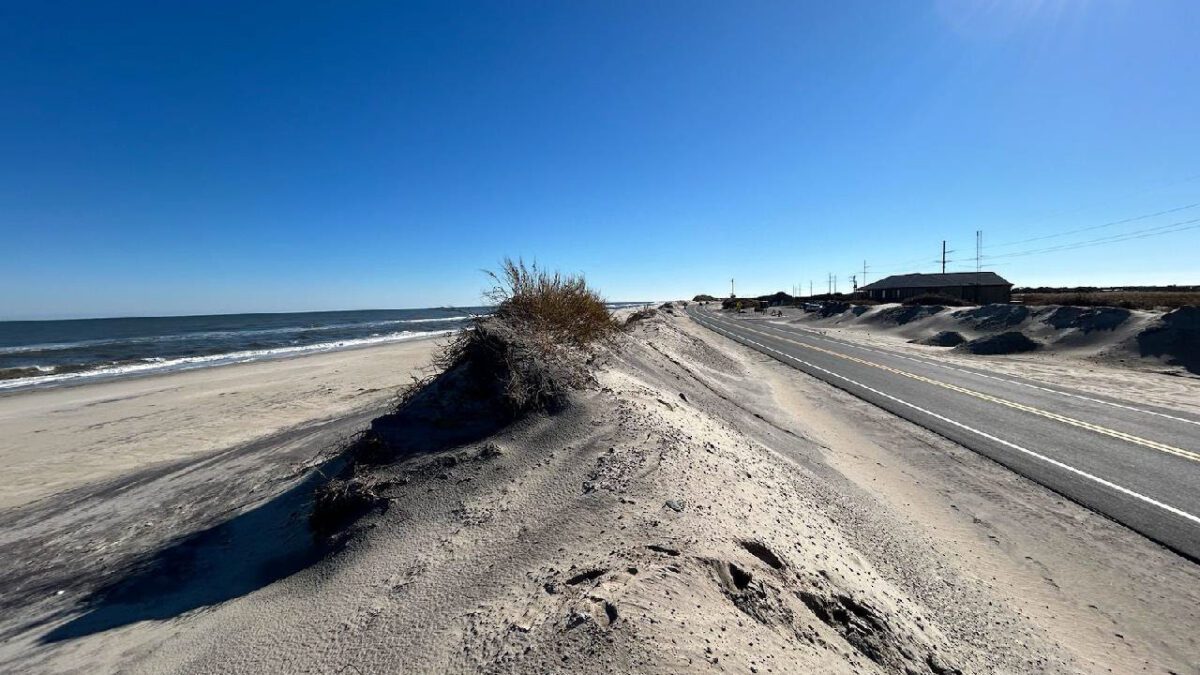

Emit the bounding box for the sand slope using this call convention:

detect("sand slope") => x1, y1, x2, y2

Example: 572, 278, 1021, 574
3, 313, 1197, 672
775, 303, 1200, 415
796, 302, 1200, 376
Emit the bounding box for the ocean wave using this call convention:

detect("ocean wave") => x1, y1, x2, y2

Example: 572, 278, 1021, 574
0, 329, 456, 391
397, 315, 474, 323
0, 315, 474, 356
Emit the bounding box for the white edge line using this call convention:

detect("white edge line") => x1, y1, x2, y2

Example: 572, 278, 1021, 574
690, 311, 1200, 527
765, 320, 1200, 427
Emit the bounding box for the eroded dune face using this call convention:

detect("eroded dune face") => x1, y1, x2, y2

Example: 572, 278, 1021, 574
22, 308, 1197, 673
1137, 306, 1200, 374
36, 310, 1061, 675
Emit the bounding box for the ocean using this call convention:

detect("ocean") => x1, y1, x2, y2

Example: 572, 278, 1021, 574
0, 308, 486, 391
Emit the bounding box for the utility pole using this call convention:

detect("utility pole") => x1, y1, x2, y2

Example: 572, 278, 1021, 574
975, 230, 983, 303
834, 275, 838, 294
941, 240, 947, 274
730, 278, 735, 298
862, 260, 868, 287
809, 281, 813, 297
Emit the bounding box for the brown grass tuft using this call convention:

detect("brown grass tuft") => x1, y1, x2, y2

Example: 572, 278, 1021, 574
309, 477, 387, 536
1019, 291, 1200, 311
483, 258, 619, 347
624, 308, 658, 326
424, 258, 616, 416
308, 259, 614, 535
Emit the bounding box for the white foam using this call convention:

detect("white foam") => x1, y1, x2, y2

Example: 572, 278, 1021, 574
0, 315, 475, 355
398, 315, 473, 323
0, 329, 456, 391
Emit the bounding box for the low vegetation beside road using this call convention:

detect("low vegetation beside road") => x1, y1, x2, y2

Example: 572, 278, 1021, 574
1016, 289, 1200, 310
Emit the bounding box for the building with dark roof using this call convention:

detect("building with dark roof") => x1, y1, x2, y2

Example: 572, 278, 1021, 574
858, 272, 1013, 304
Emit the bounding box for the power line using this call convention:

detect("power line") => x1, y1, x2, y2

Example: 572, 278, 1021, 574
984, 216, 1200, 260
989, 201, 1200, 249
987, 216, 1200, 259
984, 171, 1200, 239
862, 200, 1200, 277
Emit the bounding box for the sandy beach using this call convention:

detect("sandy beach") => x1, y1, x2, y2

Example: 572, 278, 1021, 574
0, 338, 443, 509
7, 3, 1199, 671
3, 308, 1198, 673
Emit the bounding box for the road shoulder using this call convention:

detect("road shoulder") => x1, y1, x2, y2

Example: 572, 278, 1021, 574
772, 314, 1200, 417
680, 311, 1200, 673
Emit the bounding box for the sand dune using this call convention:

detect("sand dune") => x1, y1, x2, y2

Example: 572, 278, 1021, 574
797, 302, 1200, 375
1, 311, 1197, 673
778, 302, 1200, 414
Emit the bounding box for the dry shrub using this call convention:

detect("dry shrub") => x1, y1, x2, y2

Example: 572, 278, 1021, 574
484, 258, 618, 347
624, 308, 658, 326
1020, 291, 1200, 311
434, 258, 616, 414
311, 259, 614, 534
436, 317, 582, 415
309, 477, 387, 536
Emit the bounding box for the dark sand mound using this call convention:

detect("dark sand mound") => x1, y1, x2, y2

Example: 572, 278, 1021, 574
793, 300, 1188, 374
1136, 307, 1200, 374
1042, 306, 1130, 332
953, 305, 1029, 331
955, 331, 1039, 355
816, 302, 852, 318
868, 305, 945, 326
912, 331, 967, 347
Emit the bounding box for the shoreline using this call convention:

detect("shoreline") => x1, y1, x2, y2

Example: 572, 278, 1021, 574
0, 329, 456, 396
0, 337, 442, 510
2, 308, 1198, 673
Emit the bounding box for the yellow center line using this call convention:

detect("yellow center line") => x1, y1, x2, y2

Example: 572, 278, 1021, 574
705, 314, 1200, 464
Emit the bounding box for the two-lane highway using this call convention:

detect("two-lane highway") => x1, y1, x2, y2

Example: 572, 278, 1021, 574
687, 305, 1200, 560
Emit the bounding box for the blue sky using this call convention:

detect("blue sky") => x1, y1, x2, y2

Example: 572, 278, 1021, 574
2, 1, 1198, 319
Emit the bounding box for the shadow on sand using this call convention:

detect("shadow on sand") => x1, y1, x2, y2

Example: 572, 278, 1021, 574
42, 372, 513, 643
41, 321, 548, 644
40, 457, 344, 643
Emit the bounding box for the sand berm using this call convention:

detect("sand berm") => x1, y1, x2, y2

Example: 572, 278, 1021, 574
3, 301, 1199, 673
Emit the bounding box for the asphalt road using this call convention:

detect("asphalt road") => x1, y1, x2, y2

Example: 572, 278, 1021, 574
687, 304, 1200, 561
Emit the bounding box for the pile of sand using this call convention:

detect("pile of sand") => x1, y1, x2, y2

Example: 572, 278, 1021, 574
953, 305, 1030, 331
866, 304, 946, 326
911, 331, 966, 347
1042, 306, 1131, 332
955, 331, 1040, 355
793, 301, 1199, 375
1136, 306, 1200, 375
